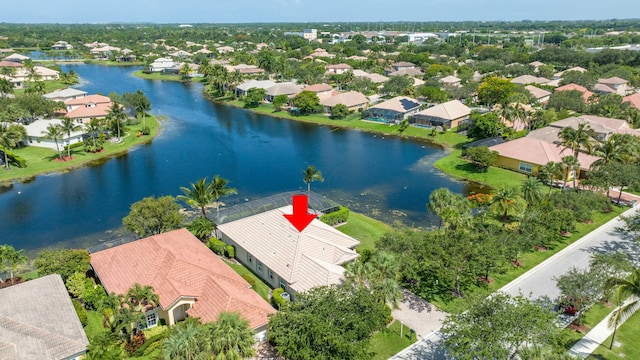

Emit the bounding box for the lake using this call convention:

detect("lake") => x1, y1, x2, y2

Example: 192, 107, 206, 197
0, 65, 483, 252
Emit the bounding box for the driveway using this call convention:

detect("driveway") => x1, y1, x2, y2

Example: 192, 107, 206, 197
392, 289, 447, 338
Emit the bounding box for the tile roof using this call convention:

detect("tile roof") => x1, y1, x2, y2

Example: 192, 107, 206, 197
554, 83, 595, 102
597, 77, 628, 85
392, 61, 415, 67
43, 88, 87, 100
265, 82, 304, 96
593, 83, 616, 94
510, 75, 551, 85
24, 119, 86, 138
0, 274, 89, 360
352, 69, 389, 83
439, 75, 461, 84
90, 228, 275, 329
65, 94, 111, 106
489, 137, 599, 170
0, 60, 22, 67
414, 100, 470, 120
320, 91, 369, 108
303, 83, 332, 93
236, 80, 276, 92
525, 85, 552, 100
552, 115, 640, 136
623, 92, 640, 110
65, 103, 112, 119
325, 63, 352, 70
388, 68, 423, 77
370, 96, 421, 113
217, 206, 360, 294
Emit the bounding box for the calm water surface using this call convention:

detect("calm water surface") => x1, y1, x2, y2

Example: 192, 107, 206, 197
0, 65, 484, 252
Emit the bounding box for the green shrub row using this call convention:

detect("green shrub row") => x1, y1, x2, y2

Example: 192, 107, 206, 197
207, 238, 226, 255
63, 142, 84, 152
320, 206, 350, 226
226, 245, 235, 258
272, 287, 289, 310
242, 274, 256, 288
3, 149, 27, 168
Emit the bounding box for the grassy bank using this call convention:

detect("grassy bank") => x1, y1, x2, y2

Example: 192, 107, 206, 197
0, 115, 160, 184
132, 70, 204, 82
83, 60, 145, 66
13, 80, 69, 96
338, 211, 392, 252
590, 311, 640, 359
368, 320, 417, 360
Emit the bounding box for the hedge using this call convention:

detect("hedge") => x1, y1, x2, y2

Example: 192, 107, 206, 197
320, 206, 350, 226
63, 142, 84, 152
272, 287, 289, 310
242, 274, 256, 288
226, 244, 235, 258
207, 238, 226, 255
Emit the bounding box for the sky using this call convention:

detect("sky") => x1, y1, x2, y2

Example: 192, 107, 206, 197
1, 0, 638, 24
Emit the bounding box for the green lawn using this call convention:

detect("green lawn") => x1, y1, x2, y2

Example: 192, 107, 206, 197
368, 320, 417, 360
84, 310, 106, 339
223, 100, 469, 148
337, 211, 392, 252
589, 311, 640, 359
1, 116, 160, 184
224, 260, 272, 301
132, 70, 204, 82
13, 80, 69, 96
434, 206, 627, 314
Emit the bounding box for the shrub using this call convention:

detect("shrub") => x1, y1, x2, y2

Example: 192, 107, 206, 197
242, 274, 256, 288
320, 206, 350, 226
360, 109, 370, 119
330, 104, 350, 119
125, 332, 146, 355
226, 245, 235, 258
207, 238, 226, 255
72, 299, 87, 326
3, 149, 27, 168
271, 287, 289, 310
141, 126, 151, 135
63, 142, 84, 152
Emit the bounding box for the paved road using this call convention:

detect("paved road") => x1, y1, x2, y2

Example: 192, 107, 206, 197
391, 205, 640, 360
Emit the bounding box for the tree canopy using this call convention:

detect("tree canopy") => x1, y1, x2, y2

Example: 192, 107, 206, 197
122, 196, 184, 237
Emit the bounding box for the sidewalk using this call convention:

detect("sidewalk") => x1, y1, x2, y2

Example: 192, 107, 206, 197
568, 296, 639, 358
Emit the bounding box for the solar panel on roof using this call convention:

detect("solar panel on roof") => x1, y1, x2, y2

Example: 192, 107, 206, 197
399, 98, 420, 111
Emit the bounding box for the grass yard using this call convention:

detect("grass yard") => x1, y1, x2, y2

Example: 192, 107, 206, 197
224, 260, 272, 301
223, 100, 470, 148
368, 320, 417, 360
589, 311, 640, 359
434, 205, 627, 313
132, 70, 203, 82
13, 80, 69, 96
337, 211, 392, 252
0, 116, 160, 184
561, 302, 617, 349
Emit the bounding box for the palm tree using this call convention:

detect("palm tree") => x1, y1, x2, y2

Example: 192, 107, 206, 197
107, 102, 127, 139
561, 155, 580, 189
538, 161, 563, 195
521, 177, 544, 206
302, 165, 324, 192
207, 312, 256, 359
4, 246, 27, 281
126, 283, 159, 314
557, 123, 595, 160
491, 185, 525, 221
0, 123, 25, 169
428, 187, 455, 232
163, 317, 210, 360
210, 175, 237, 215
84, 119, 103, 150
0, 78, 14, 97
60, 118, 81, 159
605, 268, 640, 349
179, 62, 192, 80
178, 178, 214, 218
42, 123, 64, 160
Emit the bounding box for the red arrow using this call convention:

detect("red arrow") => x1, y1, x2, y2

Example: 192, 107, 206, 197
283, 194, 316, 232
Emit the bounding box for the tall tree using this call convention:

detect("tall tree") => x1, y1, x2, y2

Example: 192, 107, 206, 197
34, 248, 91, 282
0, 123, 26, 169
207, 312, 256, 359
440, 292, 561, 359
42, 123, 64, 160
178, 177, 214, 218
521, 177, 544, 206
302, 165, 324, 192
605, 268, 640, 349
162, 317, 210, 360
491, 185, 525, 221
561, 155, 580, 189
210, 175, 237, 215
122, 196, 184, 237
60, 117, 81, 159
557, 123, 595, 160
107, 102, 127, 139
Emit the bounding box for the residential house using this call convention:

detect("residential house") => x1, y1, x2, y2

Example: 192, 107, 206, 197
525, 85, 552, 104
148, 57, 176, 72
265, 82, 304, 102
65, 94, 113, 124
235, 79, 276, 97
0, 274, 90, 360
12, 66, 60, 82
367, 96, 421, 123
0, 74, 23, 89
43, 88, 88, 102
489, 137, 599, 180
325, 63, 352, 75
225, 64, 265, 76
52, 41, 73, 50
320, 91, 369, 113
23, 119, 86, 149
623, 92, 640, 111
596, 77, 629, 96
389, 61, 416, 72
553, 66, 587, 79
439, 75, 461, 87
352, 69, 389, 83
90, 228, 276, 339
305, 48, 335, 59
554, 83, 595, 103
411, 100, 471, 129
0, 60, 22, 68
216, 46, 235, 54
387, 67, 423, 77
302, 83, 335, 99
169, 50, 192, 59
527, 115, 640, 143
2, 53, 30, 63
216, 204, 359, 299
90, 45, 121, 59
510, 75, 551, 86
529, 61, 545, 71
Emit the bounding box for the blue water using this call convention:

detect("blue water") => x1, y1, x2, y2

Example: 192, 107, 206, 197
0, 65, 483, 252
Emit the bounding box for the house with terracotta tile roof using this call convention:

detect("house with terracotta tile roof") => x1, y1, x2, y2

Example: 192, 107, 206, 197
0, 274, 90, 360
554, 83, 595, 103
320, 91, 369, 113
302, 83, 335, 99
623, 92, 640, 111
368, 96, 421, 123
411, 100, 471, 129
65, 94, 113, 124
216, 205, 359, 299
90, 228, 276, 336
489, 137, 599, 180
325, 63, 352, 75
